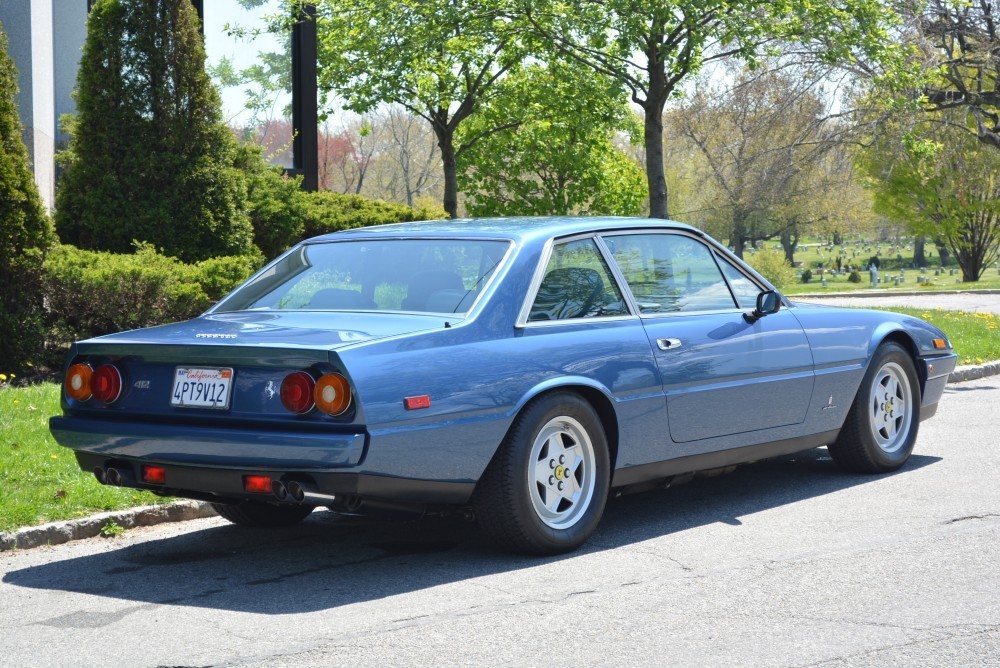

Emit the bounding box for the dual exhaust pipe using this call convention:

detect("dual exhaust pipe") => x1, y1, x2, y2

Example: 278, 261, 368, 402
94, 465, 133, 487
272, 479, 336, 505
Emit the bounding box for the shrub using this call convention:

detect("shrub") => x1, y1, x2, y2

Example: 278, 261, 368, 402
745, 248, 796, 289
848, 269, 862, 283
42, 244, 260, 363
800, 268, 813, 283
0, 22, 56, 371
55, 0, 253, 262
299, 191, 446, 240
234, 143, 306, 260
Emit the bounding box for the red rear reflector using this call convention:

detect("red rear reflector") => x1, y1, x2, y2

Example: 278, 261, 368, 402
281, 371, 316, 414
142, 465, 166, 485
92, 364, 123, 404
404, 395, 431, 410
244, 475, 273, 493
933, 338, 947, 349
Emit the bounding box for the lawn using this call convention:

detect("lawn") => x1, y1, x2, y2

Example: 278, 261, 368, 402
880, 308, 1000, 367
753, 238, 1000, 295
0, 382, 164, 533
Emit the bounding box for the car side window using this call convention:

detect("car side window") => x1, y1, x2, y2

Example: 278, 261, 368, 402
603, 233, 737, 313
528, 238, 628, 322
716, 254, 762, 309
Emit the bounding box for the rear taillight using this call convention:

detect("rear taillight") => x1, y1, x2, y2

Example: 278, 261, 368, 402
314, 373, 352, 416
280, 371, 316, 414
91, 364, 124, 404
64, 362, 124, 404
65, 363, 93, 401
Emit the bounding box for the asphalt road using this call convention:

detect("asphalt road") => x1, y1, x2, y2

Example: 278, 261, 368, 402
2, 377, 998, 667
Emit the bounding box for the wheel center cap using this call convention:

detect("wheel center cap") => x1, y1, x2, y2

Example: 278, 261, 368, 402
554, 465, 566, 481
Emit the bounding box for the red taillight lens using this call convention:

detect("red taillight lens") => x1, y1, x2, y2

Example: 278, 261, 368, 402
244, 475, 272, 493
314, 373, 352, 416
142, 465, 166, 485
281, 371, 315, 413
91, 364, 123, 404
65, 363, 94, 402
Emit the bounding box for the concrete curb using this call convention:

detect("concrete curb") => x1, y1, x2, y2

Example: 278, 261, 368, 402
949, 360, 1000, 383
3, 356, 997, 553
0, 501, 217, 552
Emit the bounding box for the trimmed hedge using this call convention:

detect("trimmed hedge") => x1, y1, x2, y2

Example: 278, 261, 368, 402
299, 191, 446, 240
42, 244, 260, 362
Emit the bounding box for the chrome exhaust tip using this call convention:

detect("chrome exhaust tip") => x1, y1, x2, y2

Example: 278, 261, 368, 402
271, 480, 288, 501
105, 466, 133, 487
93, 467, 108, 484
286, 480, 337, 505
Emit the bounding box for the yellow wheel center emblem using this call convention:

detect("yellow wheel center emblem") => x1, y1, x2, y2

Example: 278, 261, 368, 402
554, 465, 566, 480
885, 399, 893, 414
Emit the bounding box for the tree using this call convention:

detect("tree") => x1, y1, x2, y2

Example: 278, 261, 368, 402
0, 21, 56, 370
309, 0, 524, 218
56, 0, 254, 262
674, 63, 863, 258
860, 115, 1000, 282
458, 60, 645, 216
911, 0, 1000, 149
373, 105, 442, 208
514, 0, 901, 218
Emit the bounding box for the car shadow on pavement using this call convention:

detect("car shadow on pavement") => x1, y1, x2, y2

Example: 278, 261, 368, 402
3, 448, 940, 618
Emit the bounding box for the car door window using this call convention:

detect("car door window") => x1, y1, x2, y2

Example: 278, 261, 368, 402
716, 254, 761, 309
603, 233, 737, 313
528, 238, 628, 321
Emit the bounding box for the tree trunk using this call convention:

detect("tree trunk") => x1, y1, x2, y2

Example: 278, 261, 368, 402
644, 108, 668, 218
780, 227, 799, 265
934, 238, 950, 267
832, 232, 843, 246
913, 236, 925, 268
435, 131, 459, 219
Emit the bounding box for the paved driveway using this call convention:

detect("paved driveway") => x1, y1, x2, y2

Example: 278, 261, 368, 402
793, 291, 1000, 315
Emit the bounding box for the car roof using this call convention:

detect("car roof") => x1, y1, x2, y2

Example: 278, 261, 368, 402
306, 216, 704, 246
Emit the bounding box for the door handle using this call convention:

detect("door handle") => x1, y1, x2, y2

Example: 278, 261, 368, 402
657, 338, 682, 351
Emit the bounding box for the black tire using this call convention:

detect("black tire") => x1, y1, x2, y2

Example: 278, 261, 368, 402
473, 392, 610, 555
211, 501, 314, 527
828, 341, 921, 473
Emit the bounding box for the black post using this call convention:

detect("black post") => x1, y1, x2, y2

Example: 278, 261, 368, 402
290, 3, 318, 191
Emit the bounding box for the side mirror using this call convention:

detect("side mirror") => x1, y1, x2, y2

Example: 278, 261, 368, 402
743, 290, 781, 323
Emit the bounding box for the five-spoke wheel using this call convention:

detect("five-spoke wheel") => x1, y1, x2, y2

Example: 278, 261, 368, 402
829, 341, 920, 473
474, 392, 610, 554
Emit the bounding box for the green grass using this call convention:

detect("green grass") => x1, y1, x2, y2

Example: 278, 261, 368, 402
879, 308, 1000, 366
0, 382, 164, 533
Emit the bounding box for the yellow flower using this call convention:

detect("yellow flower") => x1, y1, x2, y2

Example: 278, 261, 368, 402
50, 454, 58, 459
0, 374, 6, 381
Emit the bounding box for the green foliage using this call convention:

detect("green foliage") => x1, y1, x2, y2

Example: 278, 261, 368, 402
233, 142, 306, 260
0, 22, 57, 372
41, 244, 260, 360
848, 269, 862, 283
746, 248, 797, 289
100, 519, 125, 538
55, 0, 254, 262
299, 191, 445, 239
305, 0, 525, 217
458, 60, 645, 216
859, 113, 1000, 281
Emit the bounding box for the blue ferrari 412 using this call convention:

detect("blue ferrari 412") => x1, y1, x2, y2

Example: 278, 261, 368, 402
50, 218, 957, 554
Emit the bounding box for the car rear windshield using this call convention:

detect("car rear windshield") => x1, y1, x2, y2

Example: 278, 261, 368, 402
213, 238, 512, 315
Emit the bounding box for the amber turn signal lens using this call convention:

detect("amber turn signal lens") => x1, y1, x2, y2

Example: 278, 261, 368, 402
314, 373, 352, 416
65, 363, 93, 402
933, 338, 948, 349
281, 371, 316, 414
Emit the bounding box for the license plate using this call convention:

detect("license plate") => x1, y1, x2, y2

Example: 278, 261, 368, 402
170, 368, 233, 410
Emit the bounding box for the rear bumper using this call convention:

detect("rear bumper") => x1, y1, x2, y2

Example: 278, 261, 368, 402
919, 352, 958, 421
50, 415, 366, 468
